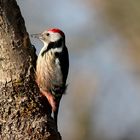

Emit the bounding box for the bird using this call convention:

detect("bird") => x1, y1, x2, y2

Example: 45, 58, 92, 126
31, 28, 69, 129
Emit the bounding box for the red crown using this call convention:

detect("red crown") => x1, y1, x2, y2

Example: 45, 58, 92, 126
48, 28, 65, 37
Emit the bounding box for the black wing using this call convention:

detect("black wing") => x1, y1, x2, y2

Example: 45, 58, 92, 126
56, 46, 69, 84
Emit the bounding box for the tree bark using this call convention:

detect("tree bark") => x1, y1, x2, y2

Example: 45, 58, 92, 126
0, 0, 61, 139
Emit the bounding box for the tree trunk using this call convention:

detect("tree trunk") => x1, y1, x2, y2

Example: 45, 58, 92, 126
0, 0, 61, 139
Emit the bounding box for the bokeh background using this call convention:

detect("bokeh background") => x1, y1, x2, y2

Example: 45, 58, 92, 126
17, 0, 140, 140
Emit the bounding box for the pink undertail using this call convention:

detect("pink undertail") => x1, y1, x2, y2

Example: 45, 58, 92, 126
40, 89, 57, 112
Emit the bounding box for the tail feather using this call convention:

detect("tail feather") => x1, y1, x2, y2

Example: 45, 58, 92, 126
40, 89, 63, 130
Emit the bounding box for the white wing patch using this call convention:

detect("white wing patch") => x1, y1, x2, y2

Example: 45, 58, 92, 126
53, 47, 62, 53
55, 58, 60, 65
55, 58, 63, 84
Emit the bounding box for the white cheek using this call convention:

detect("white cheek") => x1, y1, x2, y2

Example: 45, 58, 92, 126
50, 33, 61, 42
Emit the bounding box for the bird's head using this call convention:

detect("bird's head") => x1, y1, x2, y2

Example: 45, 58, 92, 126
31, 28, 65, 46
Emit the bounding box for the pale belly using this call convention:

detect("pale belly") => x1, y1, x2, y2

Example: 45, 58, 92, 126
36, 51, 63, 92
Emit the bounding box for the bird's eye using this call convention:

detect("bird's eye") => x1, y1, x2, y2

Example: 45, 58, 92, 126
46, 33, 50, 36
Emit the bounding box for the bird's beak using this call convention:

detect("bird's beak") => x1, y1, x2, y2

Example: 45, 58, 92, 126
30, 33, 43, 40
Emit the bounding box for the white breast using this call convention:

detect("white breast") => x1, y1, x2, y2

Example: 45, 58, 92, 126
36, 48, 63, 89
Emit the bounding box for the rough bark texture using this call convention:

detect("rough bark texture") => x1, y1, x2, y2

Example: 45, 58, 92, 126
0, 0, 61, 139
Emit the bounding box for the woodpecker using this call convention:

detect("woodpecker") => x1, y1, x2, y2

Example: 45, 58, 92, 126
31, 28, 69, 129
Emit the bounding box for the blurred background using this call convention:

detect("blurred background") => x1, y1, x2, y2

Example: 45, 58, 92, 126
17, 0, 140, 140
